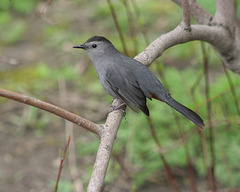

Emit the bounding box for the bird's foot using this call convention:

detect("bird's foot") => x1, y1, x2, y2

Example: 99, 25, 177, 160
109, 103, 126, 116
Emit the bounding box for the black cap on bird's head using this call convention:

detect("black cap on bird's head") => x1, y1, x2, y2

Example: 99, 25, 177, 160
73, 36, 112, 50
85, 36, 111, 44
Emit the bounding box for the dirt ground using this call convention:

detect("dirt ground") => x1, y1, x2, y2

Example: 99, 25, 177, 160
0, 102, 68, 192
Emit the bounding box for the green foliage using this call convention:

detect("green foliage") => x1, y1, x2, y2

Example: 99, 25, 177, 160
111, 67, 240, 189
0, 0, 39, 14
50, 180, 73, 192
0, 19, 27, 45
12, 0, 37, 14
198, 0, 216, 15
215, 125, 240, 186
36, 62, 77, 81
10, 106, 51, 136
77, 138, 99, 156
0, 0, 41, 44
0, 0, 11, 10
237, 0, 240, 19
43, 25, 71, 49
0, 11, 12, 25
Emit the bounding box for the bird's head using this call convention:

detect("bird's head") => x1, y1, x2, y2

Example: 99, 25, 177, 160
73, 36, 114, 57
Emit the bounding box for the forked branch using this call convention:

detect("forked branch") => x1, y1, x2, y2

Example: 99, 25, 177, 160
135, 0, 240, 74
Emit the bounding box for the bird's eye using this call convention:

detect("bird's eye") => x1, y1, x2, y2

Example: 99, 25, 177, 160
92, 44, 97, 48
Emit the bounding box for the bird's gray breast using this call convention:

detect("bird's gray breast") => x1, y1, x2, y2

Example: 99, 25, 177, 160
92, 59, 118, 98
100, 74, 118, 97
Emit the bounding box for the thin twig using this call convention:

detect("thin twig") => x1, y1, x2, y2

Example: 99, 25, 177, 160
129, 0, 150, 45
171, 0, 213, 25
199, 83, 240, 107
122, 0, 138, 56
0, 56, 22, 66
55, 135, 71, 192
181, 0, 191, 30
155, 60, 199, 191
146, 117, 182, 192
157, 129, 198, 154
40, 0, 54, 14
36, 0, 57, 25
106, 0, 128, 56
58, 78, 84, 192
0, 89, 102, 136
222, 62, 240, 116
201, 42, 216, 191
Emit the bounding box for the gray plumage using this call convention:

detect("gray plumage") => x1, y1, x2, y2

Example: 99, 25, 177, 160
73, 36, 204, 128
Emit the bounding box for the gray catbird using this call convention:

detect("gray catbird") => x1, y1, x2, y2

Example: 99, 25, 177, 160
73, 36, 204, 128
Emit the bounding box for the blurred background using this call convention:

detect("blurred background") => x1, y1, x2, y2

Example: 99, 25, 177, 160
0, 0, 240, 191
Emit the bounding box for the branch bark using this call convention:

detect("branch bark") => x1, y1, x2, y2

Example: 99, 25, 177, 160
171, 0, 213, 25
0, 89, 102, 136
137, 0, 240, 74
214, 0, 236, 25
135, 24, 230, 66
181, 0, 191, 30
0, 88, 125, 192
87, 99, 125, 192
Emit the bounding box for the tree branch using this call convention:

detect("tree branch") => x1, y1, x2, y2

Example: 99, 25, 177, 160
134, 24, 230, 67
0, 88, 102, 136
171, 0, 240, 74
87, 99, 125, 192
171, 0, 213, 25
0, 88, 126, 191
214, 0, 236, 25
181, 0, 191, 30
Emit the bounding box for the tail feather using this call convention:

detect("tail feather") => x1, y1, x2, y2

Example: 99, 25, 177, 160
165, 97, 205, 129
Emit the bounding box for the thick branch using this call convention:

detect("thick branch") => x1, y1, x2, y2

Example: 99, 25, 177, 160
135, 24, 230, 66
87, 99, 125, 192
214, 0, 236, 25
171, 0, 240, 73
0, 89, 102, 135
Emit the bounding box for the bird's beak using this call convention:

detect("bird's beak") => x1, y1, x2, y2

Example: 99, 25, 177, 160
73, 44, 85, 49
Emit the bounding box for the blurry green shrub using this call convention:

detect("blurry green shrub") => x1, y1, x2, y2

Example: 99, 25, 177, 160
0, 0, 38, 14
50, 180, 73, 192
0, 19, 27, 45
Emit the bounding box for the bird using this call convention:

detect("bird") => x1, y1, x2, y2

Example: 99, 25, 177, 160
73, 36, 204, 129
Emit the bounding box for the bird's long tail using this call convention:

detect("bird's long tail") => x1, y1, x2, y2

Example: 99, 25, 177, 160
164, 97, 205, 129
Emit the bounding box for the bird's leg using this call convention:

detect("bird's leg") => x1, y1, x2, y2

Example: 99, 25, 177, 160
109, 101, 126, 116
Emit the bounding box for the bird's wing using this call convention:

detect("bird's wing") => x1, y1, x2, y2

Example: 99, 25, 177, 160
105, 68, 149, 116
